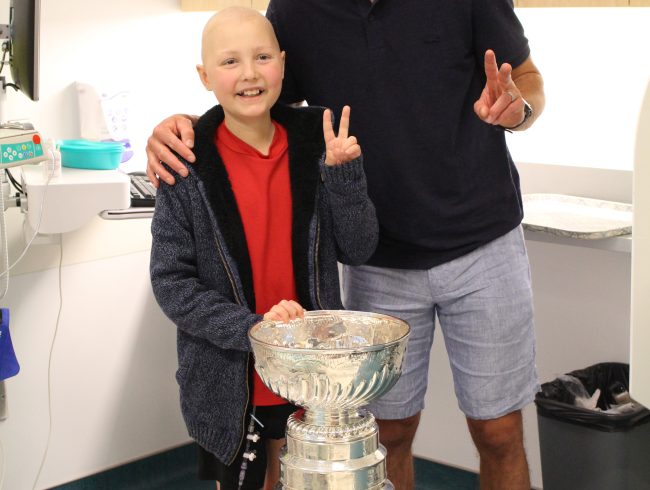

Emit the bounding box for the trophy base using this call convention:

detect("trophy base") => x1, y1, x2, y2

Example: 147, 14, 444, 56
275, 480, 393, 490
278, 409, 392, 490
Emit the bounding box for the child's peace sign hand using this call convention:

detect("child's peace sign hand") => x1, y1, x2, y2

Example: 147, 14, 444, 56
323, 105, 361, 166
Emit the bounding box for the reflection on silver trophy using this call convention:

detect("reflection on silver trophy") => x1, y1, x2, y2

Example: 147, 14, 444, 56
249, 310, 410, 490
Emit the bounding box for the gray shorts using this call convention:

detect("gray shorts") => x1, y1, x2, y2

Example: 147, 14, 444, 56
342, 226, 539, 420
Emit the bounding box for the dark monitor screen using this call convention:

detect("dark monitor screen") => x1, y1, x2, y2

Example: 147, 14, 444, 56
8, 0, 40, 101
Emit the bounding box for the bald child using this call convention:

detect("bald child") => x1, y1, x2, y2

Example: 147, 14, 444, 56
149, 7, 377, 490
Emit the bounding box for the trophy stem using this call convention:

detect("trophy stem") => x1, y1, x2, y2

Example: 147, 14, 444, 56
302, 407, 360, 426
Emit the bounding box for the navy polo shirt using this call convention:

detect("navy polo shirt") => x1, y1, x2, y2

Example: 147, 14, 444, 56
268, 0, 531, 269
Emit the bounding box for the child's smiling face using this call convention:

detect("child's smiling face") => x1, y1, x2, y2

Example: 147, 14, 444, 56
197, 9, 285, 125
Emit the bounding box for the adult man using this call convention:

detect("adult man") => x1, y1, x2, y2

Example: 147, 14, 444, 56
146, 2, 544, 489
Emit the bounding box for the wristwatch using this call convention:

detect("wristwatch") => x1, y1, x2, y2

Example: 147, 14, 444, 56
509, 99, 533, 130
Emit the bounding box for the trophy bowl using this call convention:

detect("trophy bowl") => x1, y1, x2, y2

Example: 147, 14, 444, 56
249, 310, 410, 489
249, 310, 409, 420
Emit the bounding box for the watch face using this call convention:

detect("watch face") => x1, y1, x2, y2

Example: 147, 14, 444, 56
524, 101, 533, 118
505, 100, 532, 130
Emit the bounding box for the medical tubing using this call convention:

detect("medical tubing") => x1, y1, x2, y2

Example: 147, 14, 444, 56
238, 407, 258, 490
0, 173, 9, 299
0, 156, 54, 280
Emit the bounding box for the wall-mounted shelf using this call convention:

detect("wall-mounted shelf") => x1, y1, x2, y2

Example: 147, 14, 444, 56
524, 229, 632, 253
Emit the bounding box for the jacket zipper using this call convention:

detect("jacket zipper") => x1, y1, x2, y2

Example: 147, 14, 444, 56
214, 232, 244, 307
213, 231, 250, 466
313, 209, 324, 310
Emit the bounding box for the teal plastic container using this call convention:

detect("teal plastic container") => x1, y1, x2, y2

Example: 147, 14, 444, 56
59, 139, 125, 170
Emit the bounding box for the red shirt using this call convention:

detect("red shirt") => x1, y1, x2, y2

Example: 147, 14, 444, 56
216, 121, 294, 406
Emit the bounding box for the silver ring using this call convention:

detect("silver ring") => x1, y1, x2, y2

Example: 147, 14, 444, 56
505, 91, 516, 103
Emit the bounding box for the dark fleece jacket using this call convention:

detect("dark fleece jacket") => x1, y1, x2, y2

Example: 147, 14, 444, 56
150, 103, 378, 464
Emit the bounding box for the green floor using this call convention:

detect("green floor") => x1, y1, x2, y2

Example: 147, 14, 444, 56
51, 443, 479, 490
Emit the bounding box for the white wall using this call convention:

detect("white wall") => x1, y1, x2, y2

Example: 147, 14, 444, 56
0, 207, 191, 490
508, 8, 650, 170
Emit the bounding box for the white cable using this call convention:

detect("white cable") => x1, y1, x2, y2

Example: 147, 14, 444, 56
0, 157, 55, 281
0, 169, 7, 480
0, 154, 57, 488
0, 172, 9, 300
31, 233, 63, 490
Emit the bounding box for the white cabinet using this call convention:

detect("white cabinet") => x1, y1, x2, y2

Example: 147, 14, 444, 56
0, 212, 190, 489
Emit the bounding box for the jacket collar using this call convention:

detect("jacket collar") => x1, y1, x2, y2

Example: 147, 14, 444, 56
191, 103, 324, 309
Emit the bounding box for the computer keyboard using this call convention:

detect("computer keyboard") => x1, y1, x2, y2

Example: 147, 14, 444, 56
129, 172, 156, 207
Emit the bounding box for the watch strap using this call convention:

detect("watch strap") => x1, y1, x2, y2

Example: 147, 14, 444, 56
508, 99, 533, 130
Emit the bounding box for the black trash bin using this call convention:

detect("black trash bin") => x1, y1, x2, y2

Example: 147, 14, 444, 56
535, 362, 650, 490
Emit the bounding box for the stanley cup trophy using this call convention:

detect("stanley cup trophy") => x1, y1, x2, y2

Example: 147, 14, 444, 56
248, 310, 410, 490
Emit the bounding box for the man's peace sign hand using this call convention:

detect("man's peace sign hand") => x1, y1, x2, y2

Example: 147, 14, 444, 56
323, 105, 361, 166
474, 49, 526, 128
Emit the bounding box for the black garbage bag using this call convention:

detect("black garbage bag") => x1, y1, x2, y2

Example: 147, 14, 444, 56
535, 362, 650, 431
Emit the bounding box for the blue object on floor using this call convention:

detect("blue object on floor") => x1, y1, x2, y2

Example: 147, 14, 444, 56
0, 308, 20, 380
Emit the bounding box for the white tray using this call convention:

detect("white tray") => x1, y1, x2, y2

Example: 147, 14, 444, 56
522, 193, 632, 239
